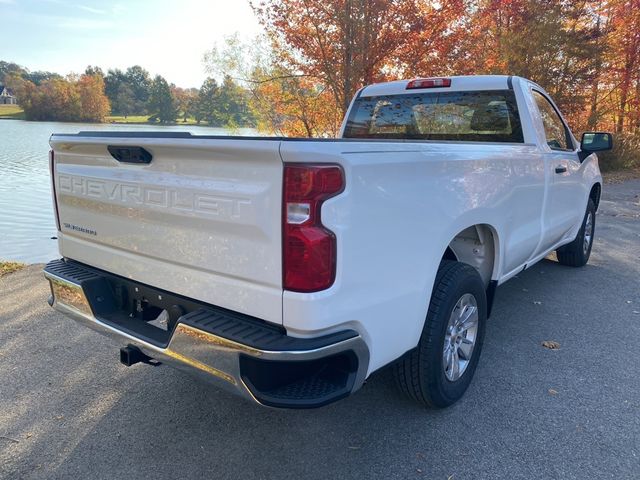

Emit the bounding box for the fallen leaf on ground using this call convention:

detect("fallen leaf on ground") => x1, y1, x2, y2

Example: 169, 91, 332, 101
542, 340, 561, 349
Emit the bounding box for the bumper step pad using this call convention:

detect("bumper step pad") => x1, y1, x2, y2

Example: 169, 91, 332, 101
44, 259, 368, 408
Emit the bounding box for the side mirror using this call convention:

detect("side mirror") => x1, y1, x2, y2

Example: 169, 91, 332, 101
581, 132, 613, 153
579, 132, 612, 162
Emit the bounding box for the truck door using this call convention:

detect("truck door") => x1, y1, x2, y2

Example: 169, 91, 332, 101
530, 89, 584, 255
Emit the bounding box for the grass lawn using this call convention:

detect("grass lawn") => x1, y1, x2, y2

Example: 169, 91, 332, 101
106, 114, 202, 125
0, 107, 202, 125
0, 261, 25, 277
105, 115, 151, 123
0, 104, 25, 119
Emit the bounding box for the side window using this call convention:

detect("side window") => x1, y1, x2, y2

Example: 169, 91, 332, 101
532, 90, 572, 151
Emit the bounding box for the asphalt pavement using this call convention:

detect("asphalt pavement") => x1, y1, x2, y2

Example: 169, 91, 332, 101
1, 179, 639, 479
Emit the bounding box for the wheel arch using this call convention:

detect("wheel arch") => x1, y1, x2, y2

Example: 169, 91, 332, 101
441, 223, 501, 287
438, 223, 501, 317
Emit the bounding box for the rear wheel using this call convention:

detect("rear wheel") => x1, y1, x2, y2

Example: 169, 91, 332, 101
556, 199, 596, 267
393, 261, 487, 408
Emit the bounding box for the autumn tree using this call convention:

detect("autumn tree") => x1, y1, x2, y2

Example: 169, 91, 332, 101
9, 74, 109, 122
446, 0, 602, 128
23, 77, 81, 121
0, 61, 26, 83
252, 0, 430, 115
232, 1, 472, 135
172, 86, 199, 122
393, 0, 468, 77
238, 0, 636, 137
606, 0, 640, 132
586, 0, 610, 129
77, 74, 110, 121
205, 34, 338, 135
4, 73, 37, 112
251, 68, 341, 135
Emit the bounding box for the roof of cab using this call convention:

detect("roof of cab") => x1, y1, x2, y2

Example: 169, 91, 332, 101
359, 75, 515, 98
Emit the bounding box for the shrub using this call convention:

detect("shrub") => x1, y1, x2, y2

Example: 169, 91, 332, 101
598, 133, 640, 172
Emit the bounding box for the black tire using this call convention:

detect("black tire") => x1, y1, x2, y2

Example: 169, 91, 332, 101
393, 261, 487, 408
556, 199, 596, 267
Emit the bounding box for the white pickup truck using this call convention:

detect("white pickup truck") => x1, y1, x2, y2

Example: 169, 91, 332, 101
45, 75, 612, 409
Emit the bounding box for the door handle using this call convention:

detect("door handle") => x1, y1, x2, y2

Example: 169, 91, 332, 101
555, 165, 567, 174
108, 145, 152, 164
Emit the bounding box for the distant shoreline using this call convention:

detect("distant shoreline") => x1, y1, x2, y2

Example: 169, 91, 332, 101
0, 106, 255, 128
0, 116, 256, 128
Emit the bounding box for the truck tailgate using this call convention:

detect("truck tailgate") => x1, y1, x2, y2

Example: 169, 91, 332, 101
49, 134, 284, 324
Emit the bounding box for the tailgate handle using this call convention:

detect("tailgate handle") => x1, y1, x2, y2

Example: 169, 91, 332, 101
108, 145, 152, 164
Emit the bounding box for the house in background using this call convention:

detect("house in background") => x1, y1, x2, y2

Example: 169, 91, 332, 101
0, 85, 17, 105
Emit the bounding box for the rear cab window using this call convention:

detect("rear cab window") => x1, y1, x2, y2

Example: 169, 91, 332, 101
343, 90, 524, 143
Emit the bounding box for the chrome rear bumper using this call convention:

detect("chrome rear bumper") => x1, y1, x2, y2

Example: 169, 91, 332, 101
44, 259, 369, 408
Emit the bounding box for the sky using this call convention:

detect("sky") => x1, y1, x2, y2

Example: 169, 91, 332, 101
0, 0, 263, 88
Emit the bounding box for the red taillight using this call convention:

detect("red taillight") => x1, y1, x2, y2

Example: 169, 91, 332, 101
283, 164, 344, 292
406, 77, 451, 89
49, 150, 61, 231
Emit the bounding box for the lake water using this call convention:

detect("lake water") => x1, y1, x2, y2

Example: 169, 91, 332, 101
0, 120, 258, 263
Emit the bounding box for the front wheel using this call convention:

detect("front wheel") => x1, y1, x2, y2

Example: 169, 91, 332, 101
556, 198, 596, 267
393, 261, 487, 408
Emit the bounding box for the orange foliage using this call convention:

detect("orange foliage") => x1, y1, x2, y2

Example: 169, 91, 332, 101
9, 74, 110, 122
253, 0, 428, 113
251, 0, 640, 137
606, 0, 640, 132
77, 74, 111, 122
252, 74, 342, 136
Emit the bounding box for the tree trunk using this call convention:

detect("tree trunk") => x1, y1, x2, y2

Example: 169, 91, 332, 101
635, 73, 640, 131
587, 10, 602, 130
617, 67, 631, 133
342, 0, 354, 114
